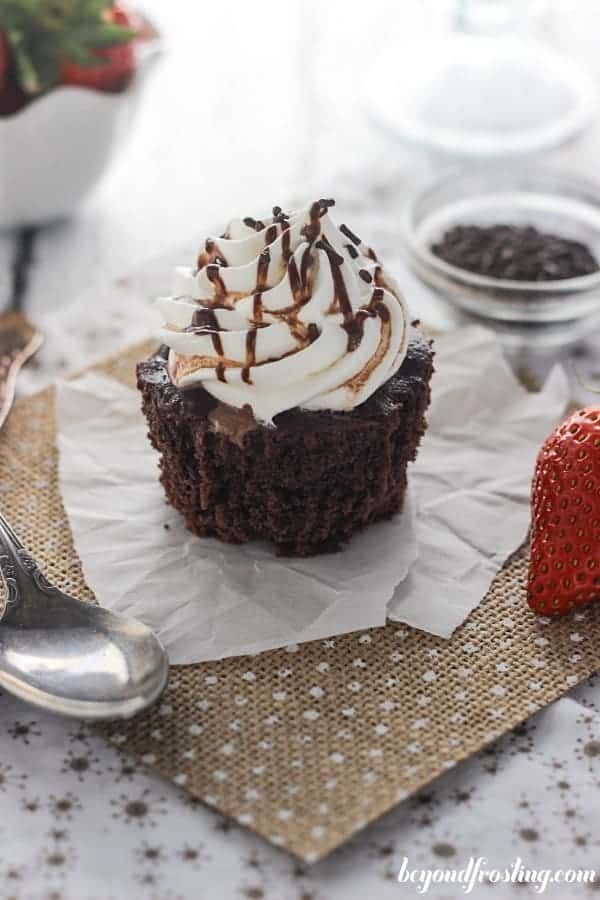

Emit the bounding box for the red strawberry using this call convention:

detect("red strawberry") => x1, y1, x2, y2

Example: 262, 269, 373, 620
61, 4, 135, 93
528, 407, 600, 616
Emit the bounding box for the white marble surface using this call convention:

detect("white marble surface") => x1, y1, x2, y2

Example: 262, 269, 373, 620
2, 2, 600, 898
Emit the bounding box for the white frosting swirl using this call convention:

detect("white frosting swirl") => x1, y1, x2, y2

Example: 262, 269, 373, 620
156, 200, 410, 424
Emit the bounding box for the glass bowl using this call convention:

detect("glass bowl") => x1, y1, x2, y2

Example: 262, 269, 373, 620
365, 35, 596, 160
402, 167, 600, 323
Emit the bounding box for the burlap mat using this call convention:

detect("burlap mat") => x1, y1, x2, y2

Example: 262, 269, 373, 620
2, 339, 598, 862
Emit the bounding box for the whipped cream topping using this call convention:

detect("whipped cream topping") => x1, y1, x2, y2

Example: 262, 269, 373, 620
157, 199, 410, 424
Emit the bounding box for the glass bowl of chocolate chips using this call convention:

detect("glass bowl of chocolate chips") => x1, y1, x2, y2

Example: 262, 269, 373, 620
404, 167, 600, 324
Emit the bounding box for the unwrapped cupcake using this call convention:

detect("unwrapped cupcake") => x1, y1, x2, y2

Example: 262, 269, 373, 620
138, 199, 434, 555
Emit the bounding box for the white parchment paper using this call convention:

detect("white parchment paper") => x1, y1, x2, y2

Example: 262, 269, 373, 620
56, 326, 568, 662
387, 327, 568, 635
56, 373, 418, 663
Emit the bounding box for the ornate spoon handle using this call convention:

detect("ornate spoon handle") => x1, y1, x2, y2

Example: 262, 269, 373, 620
0, 512, 26, 615
0, 513, 59, 622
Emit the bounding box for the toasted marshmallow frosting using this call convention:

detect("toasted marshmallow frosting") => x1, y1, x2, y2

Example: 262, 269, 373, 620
157, 199, 410, 424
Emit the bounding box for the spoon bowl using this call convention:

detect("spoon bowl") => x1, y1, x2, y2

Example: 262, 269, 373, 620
0, 513, 168, 719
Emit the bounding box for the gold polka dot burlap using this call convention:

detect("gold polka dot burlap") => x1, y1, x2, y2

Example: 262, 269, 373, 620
2, 339, 599, 862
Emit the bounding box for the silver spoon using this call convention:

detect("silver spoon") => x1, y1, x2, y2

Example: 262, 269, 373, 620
0, 512, 168, 719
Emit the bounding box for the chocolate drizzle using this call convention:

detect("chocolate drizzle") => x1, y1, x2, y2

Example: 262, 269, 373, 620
206, 264, 227, 300
273, 205, 291, 226
307, 323, 319, 343
281, 224, 291, 261
343, 319, 364, 352
242, 329, 258, 384
197, 238, 228, 270
315, 238, 344, 268
300, 246, 312, 293
315, 239, 351, 321
301, 201, 322, 244
190, 308, 224, 356
301, 198, 335, 245
191, 307, 219, 328
256, 248, 270, 290
169, 198, 399, 403
243, 216, 265, 231
343, 287, 390, 352
252, 292, 263, 323
371, 287, 388, 319
288, 257, 302, 303
314, 239, 389, 353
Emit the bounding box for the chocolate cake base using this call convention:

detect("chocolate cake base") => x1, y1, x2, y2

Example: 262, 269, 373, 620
137, 333, 434, 556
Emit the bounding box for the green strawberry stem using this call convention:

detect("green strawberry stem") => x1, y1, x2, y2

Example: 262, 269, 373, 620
0, 0, 136, 94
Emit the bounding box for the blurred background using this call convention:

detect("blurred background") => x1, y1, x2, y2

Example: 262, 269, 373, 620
3, 0, 600, 388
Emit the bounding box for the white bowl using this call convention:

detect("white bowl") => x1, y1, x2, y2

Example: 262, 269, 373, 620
0, 41, 161, 230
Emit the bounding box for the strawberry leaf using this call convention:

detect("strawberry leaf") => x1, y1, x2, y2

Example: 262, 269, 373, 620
67, 22, 136, 48
59, 40, 98, 66
0, 0, 135, 94
12, 34, 60, 92
81, 0, 113, 13
11, 43, 40, 93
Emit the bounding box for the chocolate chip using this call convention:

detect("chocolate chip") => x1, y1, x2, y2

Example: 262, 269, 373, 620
431, 224, 599, 282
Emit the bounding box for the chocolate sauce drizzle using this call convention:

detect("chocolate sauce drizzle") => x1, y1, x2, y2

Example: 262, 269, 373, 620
189, 308, 224, 356
300, 198, 335, 244
206, 263, 227, 300
288, 257, 302, 303
243, 216, 265, 231
181, 198, 389, 388
274, 205, 292, 259
197, 238, 228, 270
307, 323, 319, 343
252, 292, 263, 323
301, 201, 322, 244
300, 245, 312, 292
344, 287, 390, 352
281, 225, 291, 261
313, 238, 389, 353
242, 329, 257, 384
256, 248, 270, 290
315, 239, 351, 320
191, 307, 219, 328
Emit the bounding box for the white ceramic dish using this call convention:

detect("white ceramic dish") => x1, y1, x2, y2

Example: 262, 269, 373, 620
0, 39, 161, 230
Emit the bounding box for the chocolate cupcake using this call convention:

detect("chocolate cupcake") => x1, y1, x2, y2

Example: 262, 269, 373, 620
138, 199, 433, 556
